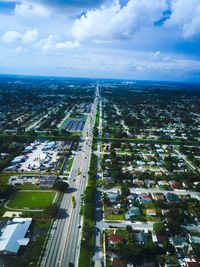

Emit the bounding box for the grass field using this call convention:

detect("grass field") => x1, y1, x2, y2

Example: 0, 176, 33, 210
67, 157, 74, 172
105, 213, 125, 220
8, 191, 56, 210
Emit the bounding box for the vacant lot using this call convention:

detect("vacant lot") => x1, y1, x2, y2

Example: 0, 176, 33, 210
8, 191, 56, 210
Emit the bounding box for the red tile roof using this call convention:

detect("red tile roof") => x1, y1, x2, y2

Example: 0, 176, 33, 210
186, 262, 200, 267
108, 234, 124, 243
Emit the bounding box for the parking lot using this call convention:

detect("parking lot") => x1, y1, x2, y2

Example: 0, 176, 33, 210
21, 141, 61, 172
5, 140, 63, 173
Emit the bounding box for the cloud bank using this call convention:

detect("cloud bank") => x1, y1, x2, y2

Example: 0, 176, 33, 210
0, 0, 200, 81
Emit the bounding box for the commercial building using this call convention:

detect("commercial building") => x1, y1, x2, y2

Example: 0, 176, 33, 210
0, 218, 32, 254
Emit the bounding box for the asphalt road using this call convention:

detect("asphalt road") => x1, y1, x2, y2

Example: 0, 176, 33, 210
40, 85, 99, 267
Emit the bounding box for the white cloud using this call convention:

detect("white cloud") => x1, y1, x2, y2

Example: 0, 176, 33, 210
72, 0, 167, 40
2, 30, 21, 43
55, 40, 79, 49
153, 51, 161, 57
126, 55, 200, 75
166, 0, 200, 38
22, 30, 38, 43
36, 35, 79, 53
0, 0, 20, 2
2, 29, 38, 44
15, 1, 50, 18
15, 46, 29, 53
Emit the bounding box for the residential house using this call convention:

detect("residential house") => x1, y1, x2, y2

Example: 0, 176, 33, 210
107, 207, 120, 216
146, 209, 157, 216
169, 180, 182, 189
185, 261, 200, 267
132, 179, 144, 187
107, 192, 119, 203
145, 179, 156, 188
127, 193, 137, 202
158, 180, 169, 187
125, 207, 140, 220
189, 236, 200, 244
155, 172, 163, 177
133, 231, 149, 244
138, 193, 152, 204
108, 234, 126, 246
166, 193, 180, 203
152, 193, 165, 201
170, 236, 189, 249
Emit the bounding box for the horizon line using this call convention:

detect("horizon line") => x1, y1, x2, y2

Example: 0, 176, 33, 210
0, 72, 200, 86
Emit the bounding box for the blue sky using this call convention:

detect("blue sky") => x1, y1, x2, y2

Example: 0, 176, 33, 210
0, 0, 200, 82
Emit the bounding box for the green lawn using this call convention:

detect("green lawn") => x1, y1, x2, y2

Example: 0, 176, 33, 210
104, 207, 125, 220
8, 191, 56, 210
67, 157, 74, 172
105, 213, 125, 220
116, 229, 128, 239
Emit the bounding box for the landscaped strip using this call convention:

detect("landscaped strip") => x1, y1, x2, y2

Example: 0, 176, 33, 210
79, 153, 97, 267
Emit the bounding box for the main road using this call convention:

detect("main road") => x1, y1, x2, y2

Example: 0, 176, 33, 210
40, 84, 99, 267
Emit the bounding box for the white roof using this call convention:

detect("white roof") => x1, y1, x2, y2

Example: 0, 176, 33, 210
25, 146, 32, 150
14, 156, 25, 160
0, 218, 32, 254
39, 152, 47, 161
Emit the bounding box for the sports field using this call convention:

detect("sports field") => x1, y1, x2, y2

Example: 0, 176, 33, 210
8, 191, 56, 210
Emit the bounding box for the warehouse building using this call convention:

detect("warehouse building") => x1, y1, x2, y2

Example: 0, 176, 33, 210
0, 218, 32, 254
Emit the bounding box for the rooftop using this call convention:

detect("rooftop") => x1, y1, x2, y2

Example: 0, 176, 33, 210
0, 218, 32, 254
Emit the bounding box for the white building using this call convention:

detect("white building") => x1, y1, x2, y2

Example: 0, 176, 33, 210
0, 218, 32, 254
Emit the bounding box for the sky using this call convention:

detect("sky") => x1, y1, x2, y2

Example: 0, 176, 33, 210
0, 0, 200, 82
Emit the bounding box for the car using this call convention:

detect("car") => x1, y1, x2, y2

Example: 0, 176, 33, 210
77, 224, 81, 228
73, 179, 75, 182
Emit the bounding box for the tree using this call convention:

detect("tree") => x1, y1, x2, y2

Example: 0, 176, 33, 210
126, 225, 133, 234
162, 240, 175, 254
0, 184, 16, 199
61, 129, 66, 135
153, 222, 166, 235
82, 223, 94, 248
195, 183, 200, 192
53, 180, 69, 192
46, 204, 59, 218
27, 129, 36, 136
192, 243, 200, 261
52, 130, 59, 136
165, 161, 174, 172
121, 185, 130, 197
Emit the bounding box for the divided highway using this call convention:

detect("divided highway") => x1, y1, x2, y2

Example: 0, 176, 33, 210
40, 85, 99, 267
